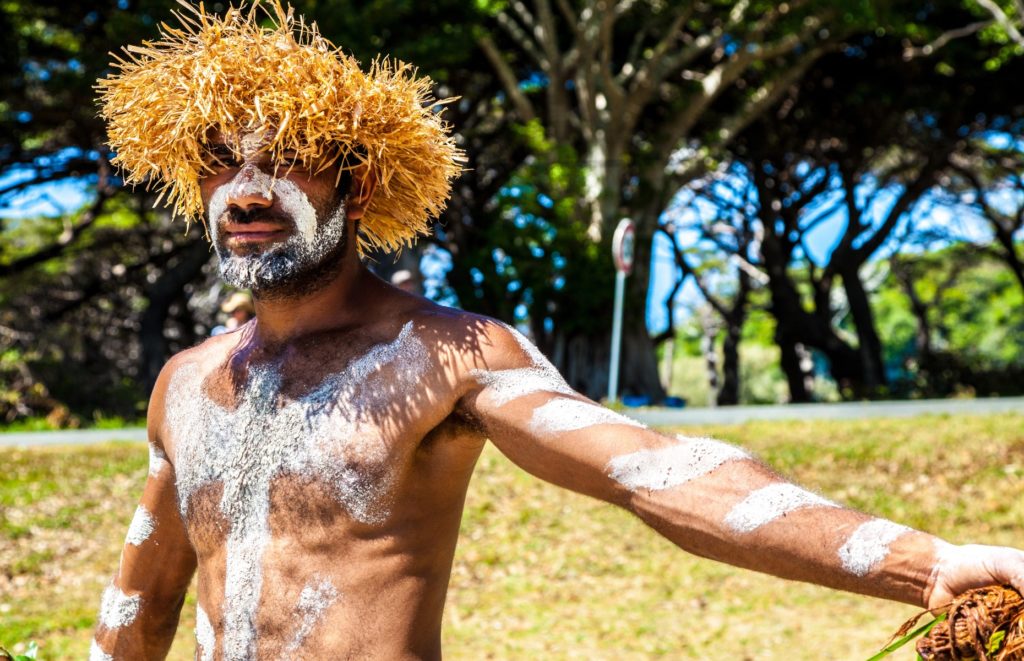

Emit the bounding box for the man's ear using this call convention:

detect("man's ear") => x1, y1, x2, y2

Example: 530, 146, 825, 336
345, 162, 377, 221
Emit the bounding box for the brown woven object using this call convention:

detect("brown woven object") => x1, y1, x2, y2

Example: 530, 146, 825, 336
917, 585, 1024, 660
97, 0, 465, 253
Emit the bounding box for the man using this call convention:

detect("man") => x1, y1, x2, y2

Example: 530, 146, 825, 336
92, 3, 1024, 660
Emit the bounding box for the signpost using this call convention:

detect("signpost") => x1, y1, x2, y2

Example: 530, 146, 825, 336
608, 219, 635, 403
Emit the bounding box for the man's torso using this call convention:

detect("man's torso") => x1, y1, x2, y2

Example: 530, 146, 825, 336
160, 309, 488, 659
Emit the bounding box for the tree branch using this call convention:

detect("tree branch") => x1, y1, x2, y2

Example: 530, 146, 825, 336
477, 34, 537, 122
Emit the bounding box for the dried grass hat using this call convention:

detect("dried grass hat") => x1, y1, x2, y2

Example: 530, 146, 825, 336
97, 0, 464, 253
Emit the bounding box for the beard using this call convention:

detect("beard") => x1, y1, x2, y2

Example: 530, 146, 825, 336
209, 177, 348, 299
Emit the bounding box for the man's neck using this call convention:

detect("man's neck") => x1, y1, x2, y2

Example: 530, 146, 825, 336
249, 261, 379, 345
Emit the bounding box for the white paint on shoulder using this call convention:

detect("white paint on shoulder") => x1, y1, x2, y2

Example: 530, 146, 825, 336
285, 576, 339, 653
838, 518, 913, 577
148, 443, 168, 477
470, 323, 575, 407
724, 483, 839, 534
124, 505, 156, 547
473, 366, 577, 407
99, 583, 141, 629
529, 397, 645, 436
195, 604, 215, 661
89, 639, 112, 661
608, 435, 750, 491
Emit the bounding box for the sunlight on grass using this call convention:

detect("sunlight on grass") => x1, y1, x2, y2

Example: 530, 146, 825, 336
1, 414, 1021, 659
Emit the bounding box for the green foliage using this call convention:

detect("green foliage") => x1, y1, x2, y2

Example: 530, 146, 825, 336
0, 641, 38, 661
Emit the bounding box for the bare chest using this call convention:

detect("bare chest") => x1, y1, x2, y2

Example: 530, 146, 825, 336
165, 322, 434, 530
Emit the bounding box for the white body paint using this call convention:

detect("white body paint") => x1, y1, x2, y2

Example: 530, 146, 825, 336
285, 576, 339, 653
166, 322, 428, 660
838, 518, 912, 576
473, 367, 577, 407
529, 397, 644, 435
124, 505, 155, 547
195, 605, 215, 661
608, 436, 750, 491
471, 324, 577, 407
148, 443, 168, 477
724, 483, 839, 534
89, 639, 112, 661
99, 584, 141, 629
208, 166, 346, 292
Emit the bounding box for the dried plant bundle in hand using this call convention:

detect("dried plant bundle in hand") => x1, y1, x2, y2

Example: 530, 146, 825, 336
916, 585, 1024, 660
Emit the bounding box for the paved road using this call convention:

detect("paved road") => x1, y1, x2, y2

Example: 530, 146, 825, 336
629, 396, 1024, 427
1, 397, 1020, 447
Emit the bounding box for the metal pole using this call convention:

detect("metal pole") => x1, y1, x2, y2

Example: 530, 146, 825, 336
608, 269, 626, 402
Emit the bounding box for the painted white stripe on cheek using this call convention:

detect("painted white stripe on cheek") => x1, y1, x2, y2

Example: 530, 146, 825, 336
838, 518, 912, 577
607, 436, 750, 491
207, 184, 230, 243
724, 483, 839, 533
273, 178, 318, 245
529, 398, 645, 435
99, 584, 141, 628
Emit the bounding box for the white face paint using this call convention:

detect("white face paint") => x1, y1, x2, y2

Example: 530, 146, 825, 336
724, 483, 839, 534
838, 518, 912, 576
148, 443, 168, 477
195, 605, 215, 661
98, 584, 141, 629
285, 576, 339, 653
124, 505, 155, 547
89, 639, 112, 661
208, 166, 346, 294
528, 397, 645, 436
608, 435, 750, 492
166, 322, 428, 660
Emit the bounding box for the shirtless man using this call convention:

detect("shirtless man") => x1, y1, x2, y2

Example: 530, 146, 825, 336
92, 3, 1024, 660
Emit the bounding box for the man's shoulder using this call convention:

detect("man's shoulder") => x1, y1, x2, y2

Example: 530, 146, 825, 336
156, 325, 246, 389
405, 303, 540, 376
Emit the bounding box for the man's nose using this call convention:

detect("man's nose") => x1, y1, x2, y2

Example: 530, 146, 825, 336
226, 163, 274, 212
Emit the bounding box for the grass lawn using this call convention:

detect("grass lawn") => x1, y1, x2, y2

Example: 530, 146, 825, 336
1, 413, 1022, 659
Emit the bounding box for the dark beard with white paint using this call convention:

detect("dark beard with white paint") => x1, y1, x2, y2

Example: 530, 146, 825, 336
209, 172, 348, 299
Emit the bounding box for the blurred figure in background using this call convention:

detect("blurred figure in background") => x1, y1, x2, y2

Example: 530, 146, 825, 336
211, 291, 254, 336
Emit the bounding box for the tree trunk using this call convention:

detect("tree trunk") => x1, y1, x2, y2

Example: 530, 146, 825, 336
717, 323, 742, 406
776, 323, 811, 403
994, 226, 1024, 294
840, 265, 887, 392
139, 240, 211, 394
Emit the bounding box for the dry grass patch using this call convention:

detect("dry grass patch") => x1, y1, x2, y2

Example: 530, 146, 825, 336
1, 413, 1021, 659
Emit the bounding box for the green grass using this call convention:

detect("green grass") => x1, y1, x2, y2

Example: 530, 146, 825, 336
1, 414, 1022, 659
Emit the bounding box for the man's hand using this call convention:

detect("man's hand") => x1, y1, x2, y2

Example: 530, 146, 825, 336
926, 543, 1024, 608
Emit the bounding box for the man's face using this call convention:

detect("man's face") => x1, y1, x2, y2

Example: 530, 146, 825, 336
199, 130, 349, 299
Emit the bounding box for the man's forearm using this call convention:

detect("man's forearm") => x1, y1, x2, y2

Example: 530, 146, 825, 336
609, 434, 941, 606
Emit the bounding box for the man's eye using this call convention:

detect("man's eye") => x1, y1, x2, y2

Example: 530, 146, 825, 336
279, 152, 304, 168
205, 146, 239, 167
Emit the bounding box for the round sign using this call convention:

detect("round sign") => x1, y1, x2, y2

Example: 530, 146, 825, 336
612, 219, 636, 274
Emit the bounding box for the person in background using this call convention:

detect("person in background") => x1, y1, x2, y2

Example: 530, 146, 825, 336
211, 291, 254, 336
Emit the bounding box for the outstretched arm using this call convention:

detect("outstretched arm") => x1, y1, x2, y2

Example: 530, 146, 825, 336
457, 321, 1024, 609
91, 366, 197, 660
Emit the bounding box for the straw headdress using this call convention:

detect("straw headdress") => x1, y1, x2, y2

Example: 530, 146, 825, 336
97, 0, 464, 253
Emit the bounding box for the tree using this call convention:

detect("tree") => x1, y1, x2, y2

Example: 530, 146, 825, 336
472, 0, 882, 399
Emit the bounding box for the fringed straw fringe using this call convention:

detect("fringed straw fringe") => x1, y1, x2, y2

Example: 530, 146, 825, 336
97, 0, 465, 253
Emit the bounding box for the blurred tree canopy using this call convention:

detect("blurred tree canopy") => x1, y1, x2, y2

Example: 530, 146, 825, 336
1, 0, 1022, 426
